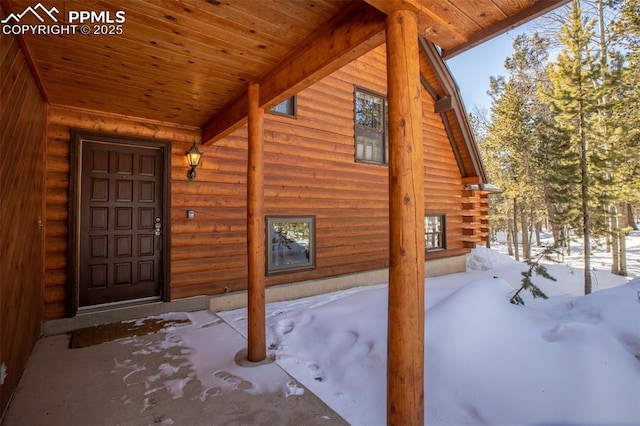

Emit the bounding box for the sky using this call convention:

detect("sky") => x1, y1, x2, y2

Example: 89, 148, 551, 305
446, 27, 527, 114
446, 18, 547, 115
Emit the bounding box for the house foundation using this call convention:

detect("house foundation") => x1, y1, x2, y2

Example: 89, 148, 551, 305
209, 255, 466, 312
42, 255, 466, 336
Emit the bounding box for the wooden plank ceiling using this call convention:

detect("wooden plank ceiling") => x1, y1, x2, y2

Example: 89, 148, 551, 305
2, 0, 567, 136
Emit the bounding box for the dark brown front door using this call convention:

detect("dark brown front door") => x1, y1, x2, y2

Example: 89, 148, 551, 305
79, 141, 164, 307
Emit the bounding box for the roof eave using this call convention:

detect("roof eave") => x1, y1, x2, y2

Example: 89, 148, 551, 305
418, 36, 488, 184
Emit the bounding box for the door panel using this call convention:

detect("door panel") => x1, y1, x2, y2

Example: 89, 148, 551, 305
79, 142, 163, 307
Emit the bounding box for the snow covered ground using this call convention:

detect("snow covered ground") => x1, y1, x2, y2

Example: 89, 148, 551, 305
492, 229, 640, 280
138, 233, 639, 425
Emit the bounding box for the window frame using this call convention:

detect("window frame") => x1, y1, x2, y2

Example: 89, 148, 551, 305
269, 96, 297, 118
266, 215, 316, 275
354, 86, 388, 165
425, 214, 446, 252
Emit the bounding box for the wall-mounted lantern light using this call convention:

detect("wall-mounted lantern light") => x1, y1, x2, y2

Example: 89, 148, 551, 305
186, 141, 203, 181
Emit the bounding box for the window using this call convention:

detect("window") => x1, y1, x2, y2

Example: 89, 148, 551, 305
425, 215, 446, 252
355, 87, 388, 164
269, 96, 296, 117
267, 216, 315, 274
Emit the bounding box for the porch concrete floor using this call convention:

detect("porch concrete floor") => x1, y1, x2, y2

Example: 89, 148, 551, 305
2, 313, 349, 426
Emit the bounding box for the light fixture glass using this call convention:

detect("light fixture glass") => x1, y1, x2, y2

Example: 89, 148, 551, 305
186, 141, 203, 181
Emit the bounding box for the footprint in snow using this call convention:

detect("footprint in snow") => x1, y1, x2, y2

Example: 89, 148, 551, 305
276, 319, 295, 335
285, 380, 304, 396
543, 324, 572, 342
268, 319, 295, 350
326, 330, 358, 355
307, 362, 326, 383
212, 370, 253, 390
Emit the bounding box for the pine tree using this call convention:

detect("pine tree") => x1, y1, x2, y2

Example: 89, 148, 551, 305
545, 0, 605, 294
539, 119, 581, 247
480, 0, 637, 281
483, 34, 553, 260
510, 245, 558, 306
610, 0, 640, 266
485, 80, 530, 258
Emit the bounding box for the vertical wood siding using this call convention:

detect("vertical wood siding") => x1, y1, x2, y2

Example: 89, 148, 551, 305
0, 33, 47, 414
42, 45, 470, 318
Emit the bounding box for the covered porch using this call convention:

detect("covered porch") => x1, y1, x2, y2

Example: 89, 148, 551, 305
2, 310, 350, 425
1, 0, 568, 423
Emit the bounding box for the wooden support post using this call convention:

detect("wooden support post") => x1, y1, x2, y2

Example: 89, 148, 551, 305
247, 82, 266, 362
386, 9, 425, 426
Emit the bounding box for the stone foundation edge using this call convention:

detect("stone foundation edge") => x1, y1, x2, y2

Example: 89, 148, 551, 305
209, 254, 466, 313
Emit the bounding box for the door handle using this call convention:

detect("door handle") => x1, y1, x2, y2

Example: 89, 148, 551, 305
154, 217, 162, 236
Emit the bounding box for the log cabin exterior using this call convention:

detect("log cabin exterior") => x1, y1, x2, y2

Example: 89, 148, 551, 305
1, 0, 568, 421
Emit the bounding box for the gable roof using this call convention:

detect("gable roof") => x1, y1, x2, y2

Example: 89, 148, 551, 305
418, 36, 487, 185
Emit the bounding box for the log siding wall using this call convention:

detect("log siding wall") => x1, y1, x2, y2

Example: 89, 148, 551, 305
42, 45, 469, 319
0, 33, 47, 413
44, 110, 200, 318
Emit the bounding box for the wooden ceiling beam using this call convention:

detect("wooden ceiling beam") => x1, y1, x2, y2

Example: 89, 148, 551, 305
441, 0, 571, 59
366, 0, 570, 59
201, 2, 386, 145
434, 95, 453, 113
365, 0, 468, 46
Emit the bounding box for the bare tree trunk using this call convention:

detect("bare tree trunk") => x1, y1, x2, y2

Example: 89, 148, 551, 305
611, 205, 620, 275
513, 198, 520, 262
605, 212, 612, 253
546, 203, 560, 247
579, 102, 592, 295
551, 225, 560, 247
507, 227, 514, 256
627, 203, 638, 230
556, 227, 565, 262
619, 229, 628, 276
521, 210, 530, 261
535, 221, 542, 247
529, 207, 535, 251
